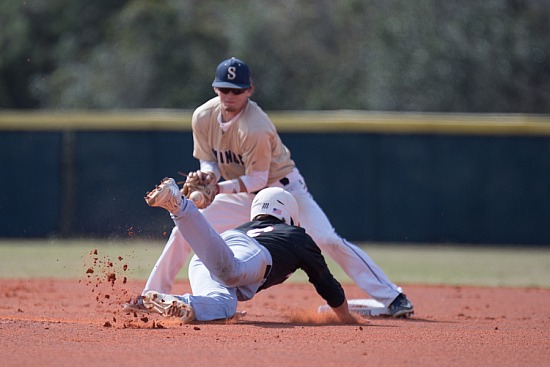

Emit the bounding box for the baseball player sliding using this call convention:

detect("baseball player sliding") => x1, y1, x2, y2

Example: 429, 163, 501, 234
126, 179, 357, 323
141, 57, 413, 318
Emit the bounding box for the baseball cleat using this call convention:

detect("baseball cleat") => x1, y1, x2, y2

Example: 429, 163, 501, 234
388, 293, 414, 318
145, 178, 184, 214
143, 291, 195, 323
121, 295, 152, 313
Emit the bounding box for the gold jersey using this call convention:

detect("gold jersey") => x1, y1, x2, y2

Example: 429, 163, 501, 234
192, 97, 295, 187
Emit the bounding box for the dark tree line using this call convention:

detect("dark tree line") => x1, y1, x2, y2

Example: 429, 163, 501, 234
1, 0, 549, 113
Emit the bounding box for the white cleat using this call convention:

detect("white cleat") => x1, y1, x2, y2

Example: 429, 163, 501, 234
143, 291, 195, 323
121, 295, 152, 313
144, 178, 184, 214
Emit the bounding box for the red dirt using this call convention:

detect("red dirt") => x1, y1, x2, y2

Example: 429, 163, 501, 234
1, 276, 549, 367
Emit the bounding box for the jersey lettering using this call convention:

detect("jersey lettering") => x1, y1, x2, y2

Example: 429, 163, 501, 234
225, 150, 242, 164
246, 226, 274, 238
227, 66, 237, 80
212, 148, 244, 166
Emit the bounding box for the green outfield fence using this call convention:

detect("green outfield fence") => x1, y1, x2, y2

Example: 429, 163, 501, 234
1, 110, 550, 245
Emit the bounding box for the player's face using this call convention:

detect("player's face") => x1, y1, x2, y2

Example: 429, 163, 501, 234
215, 87, 253, 115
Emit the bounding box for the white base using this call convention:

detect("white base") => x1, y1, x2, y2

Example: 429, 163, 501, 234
318, 299, 390, 317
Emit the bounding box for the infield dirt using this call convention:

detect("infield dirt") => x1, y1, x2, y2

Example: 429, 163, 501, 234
1, 276, 549, 367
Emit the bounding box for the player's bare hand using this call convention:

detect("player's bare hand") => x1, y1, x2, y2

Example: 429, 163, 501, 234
333, 299, 361, 324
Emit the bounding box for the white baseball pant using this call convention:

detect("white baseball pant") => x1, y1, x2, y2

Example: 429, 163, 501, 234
169, 201, 272, 321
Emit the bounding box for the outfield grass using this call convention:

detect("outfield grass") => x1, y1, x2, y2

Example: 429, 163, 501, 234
1, 239, 549, 288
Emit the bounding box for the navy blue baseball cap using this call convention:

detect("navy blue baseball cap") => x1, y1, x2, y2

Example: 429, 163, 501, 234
212, 57, 252, 89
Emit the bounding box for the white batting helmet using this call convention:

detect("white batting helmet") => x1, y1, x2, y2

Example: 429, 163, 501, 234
250, 187, 300, 226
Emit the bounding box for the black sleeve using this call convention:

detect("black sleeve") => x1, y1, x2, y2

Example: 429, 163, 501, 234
299, 236, 346, 308
235, 220, 346, 307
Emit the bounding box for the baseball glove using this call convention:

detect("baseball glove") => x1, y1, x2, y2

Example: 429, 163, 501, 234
178, 170, 219, 209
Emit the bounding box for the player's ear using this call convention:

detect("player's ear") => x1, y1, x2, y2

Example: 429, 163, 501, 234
248, 83, 255, 96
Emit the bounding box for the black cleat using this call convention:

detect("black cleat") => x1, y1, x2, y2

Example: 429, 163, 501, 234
388, 293, 414, 318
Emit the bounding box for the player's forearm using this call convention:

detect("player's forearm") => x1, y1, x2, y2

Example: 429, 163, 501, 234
217, 178, 246, 194
215, 171, 269, 194
239, 171, 269, 193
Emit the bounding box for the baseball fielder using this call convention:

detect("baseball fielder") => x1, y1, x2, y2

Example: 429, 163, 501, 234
142, 57, 413, 317
127, 179, 356, 323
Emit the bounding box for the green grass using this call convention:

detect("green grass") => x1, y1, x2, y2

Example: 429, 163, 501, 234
1, 239, 549, 288
0, 239, 166, 280
350, 244, 550, 288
